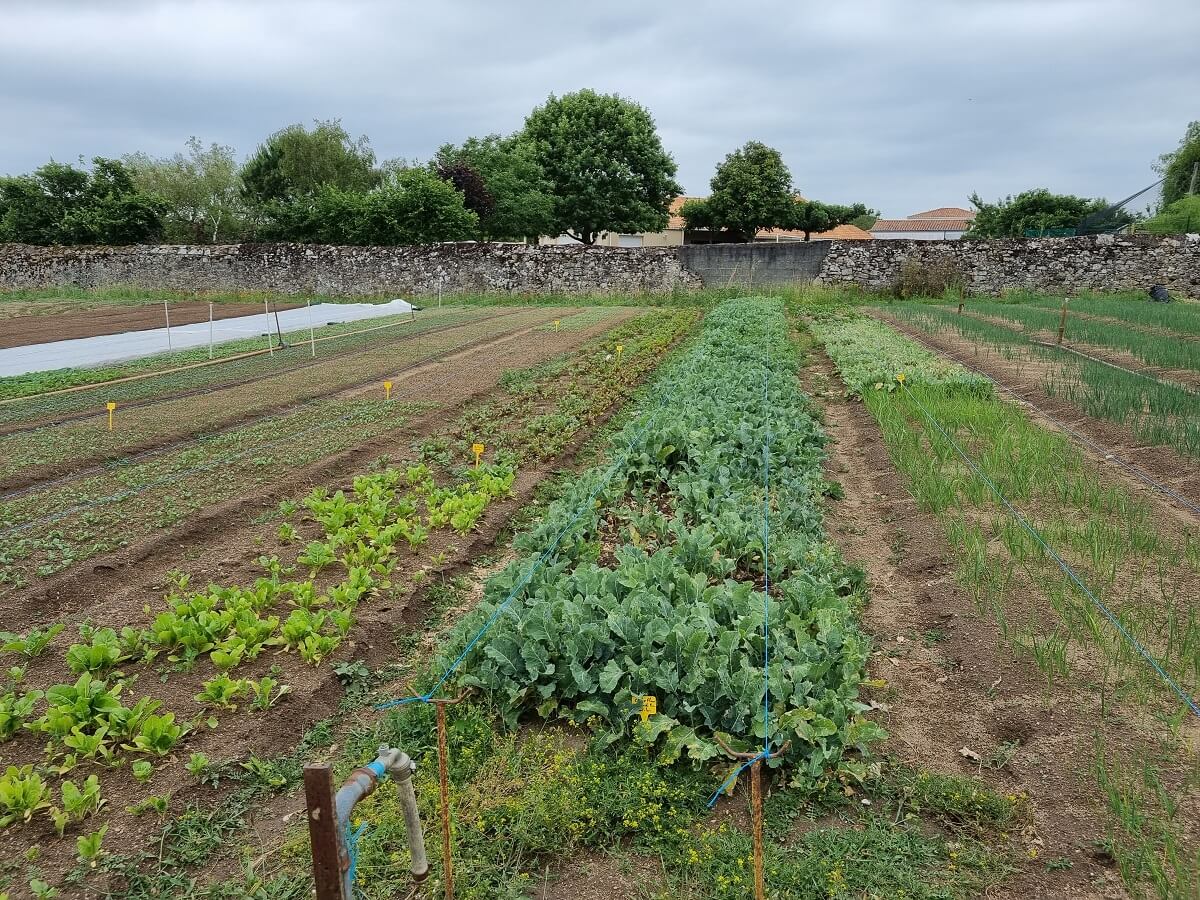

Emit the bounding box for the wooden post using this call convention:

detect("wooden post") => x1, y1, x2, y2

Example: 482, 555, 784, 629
750, 759, 765, 900
957, 301, 964, 315
164, 300, 173, 351
304, 764, 346, 900
1057, 298, 1069, 345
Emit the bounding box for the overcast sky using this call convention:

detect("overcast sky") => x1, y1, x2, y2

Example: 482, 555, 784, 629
1, 0, 1195, 217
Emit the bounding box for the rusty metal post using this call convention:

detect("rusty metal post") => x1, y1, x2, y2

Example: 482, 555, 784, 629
304, 763, 346, 900
435, 700, 455, 900
1057, 298, 1069, 345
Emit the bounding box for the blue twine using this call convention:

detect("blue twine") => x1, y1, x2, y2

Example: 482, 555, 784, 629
344, 820, 369, 897
376, 364, 685, 711
899, 381, 1200, 720
707, 751, 768, 808
759, 320, 773, 755
708, 311, 778, 809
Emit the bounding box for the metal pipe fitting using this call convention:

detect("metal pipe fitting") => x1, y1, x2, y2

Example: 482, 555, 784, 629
304, 745, 430, 900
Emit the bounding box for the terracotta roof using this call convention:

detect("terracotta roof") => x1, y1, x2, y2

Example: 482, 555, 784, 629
870, 218, 973, 233
754, 223, 872, 241
667, 195, 704, 230
907, 207, 975, 220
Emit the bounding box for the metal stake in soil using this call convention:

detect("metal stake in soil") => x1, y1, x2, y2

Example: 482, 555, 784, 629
1057, 297, 1069, 345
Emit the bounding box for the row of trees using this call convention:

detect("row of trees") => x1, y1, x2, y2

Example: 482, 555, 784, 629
2, 94, 1196, 246
0, 91, 690, 247
0, 90, 876, 248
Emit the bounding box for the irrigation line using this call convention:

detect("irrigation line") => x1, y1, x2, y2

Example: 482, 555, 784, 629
897, 380, 1200, 720
1029, 339, 1200, 395
0, 308, 527, 436
0, 311, 566, 536
376, 363, 688, 711
885, 317, 1200, 519
0, 313, 560, 506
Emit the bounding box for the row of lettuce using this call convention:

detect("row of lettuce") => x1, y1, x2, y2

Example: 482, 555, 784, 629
0, 463, 515, 843
431, 298, 883, 778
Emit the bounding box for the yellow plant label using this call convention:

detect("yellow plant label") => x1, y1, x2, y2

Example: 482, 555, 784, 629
631, 694, 656, 722
472, 443, 484, 456
106, 402, 117, 411
896, 373, 906, 384
554, 319, 560, 332
383, 380, 393, 400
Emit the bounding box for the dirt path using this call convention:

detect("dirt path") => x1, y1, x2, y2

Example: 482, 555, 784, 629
0, 301, 303, 349
874, 310, 1200, 522
804, 353, 1128, 899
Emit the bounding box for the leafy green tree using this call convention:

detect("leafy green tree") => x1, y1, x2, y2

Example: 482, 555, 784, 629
434, 135, 554, 242
1143, 195, 1200, 234
241, 119, 379, 208
965, 189, 1118, 237
1156, 121, 1200, 208
0, 157, 165, 245
692, 141, 795, 241
520, 90, 680, 244
124, 138, 245, 243
278, 168, 477, 245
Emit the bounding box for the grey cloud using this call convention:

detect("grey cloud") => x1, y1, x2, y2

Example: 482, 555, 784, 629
1, 0, 1196, 215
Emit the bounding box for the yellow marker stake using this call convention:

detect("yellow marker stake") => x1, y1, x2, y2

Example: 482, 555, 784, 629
106, 401, 117, 431
615, 344, 624, 365
472, 442, 485, 468
554, 319, 560, 333
896, 373, 906, 385
383, 380, 393, 401
631, 694, 657, 722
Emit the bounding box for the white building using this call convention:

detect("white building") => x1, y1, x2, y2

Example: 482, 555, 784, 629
870, 207, 975, 240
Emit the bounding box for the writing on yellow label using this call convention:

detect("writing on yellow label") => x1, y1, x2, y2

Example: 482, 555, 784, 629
615, 344, 624, 354
383, 380, 393, 399
472, 443, 485, 456
896, 373, 906, 384
631, 694, 657, 722
106, 402, 117, 411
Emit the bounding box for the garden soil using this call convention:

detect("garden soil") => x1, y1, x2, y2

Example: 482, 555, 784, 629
0, 302, 302, 349
805, 351, 1129, 900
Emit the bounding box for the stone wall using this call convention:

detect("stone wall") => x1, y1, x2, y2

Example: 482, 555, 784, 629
0, 242, 699, 297
818, 233, 1200, 296
0, 233, 1196, 298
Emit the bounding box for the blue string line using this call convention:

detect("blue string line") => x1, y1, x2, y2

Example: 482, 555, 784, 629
760, 318, 772, 754
708, 310, 777, 809
899, 381, 1200, 719
344, 820, 369, 897
706, 751, 768, 808
376, 367, 684, 711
